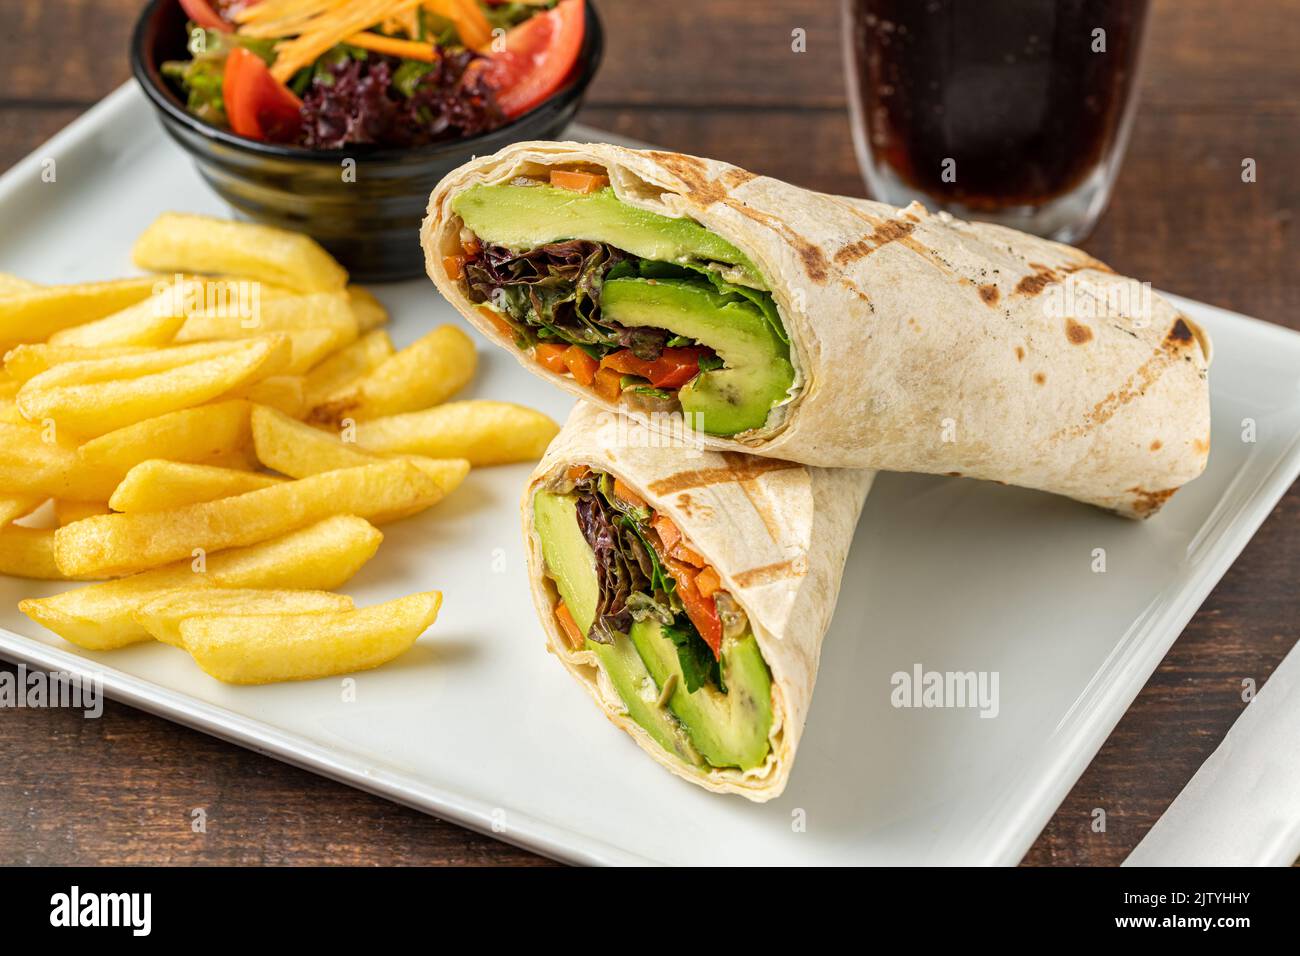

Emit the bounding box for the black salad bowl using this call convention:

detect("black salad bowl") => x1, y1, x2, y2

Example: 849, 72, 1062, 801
130, 0, 604, 282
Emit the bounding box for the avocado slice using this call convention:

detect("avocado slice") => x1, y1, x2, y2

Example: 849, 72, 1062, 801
531, 491, 702, 767
629, 618, 773, 771
452, 183, 765, 288
602, 278, 795, 435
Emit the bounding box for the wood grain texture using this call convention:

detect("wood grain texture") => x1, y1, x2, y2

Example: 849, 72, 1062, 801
1, 0, 1297, 867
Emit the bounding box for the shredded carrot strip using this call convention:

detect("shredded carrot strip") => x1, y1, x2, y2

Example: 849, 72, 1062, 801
345, 31, 438, 61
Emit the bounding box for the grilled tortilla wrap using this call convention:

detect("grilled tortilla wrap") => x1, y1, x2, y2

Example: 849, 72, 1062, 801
523, 402, 873, 801
424, 141, 1211, 517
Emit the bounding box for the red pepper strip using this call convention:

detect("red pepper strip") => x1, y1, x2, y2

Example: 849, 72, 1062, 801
599, 346, 709, 390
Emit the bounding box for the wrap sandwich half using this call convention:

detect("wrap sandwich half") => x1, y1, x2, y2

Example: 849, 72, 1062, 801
423, 141, 1212, 517
524, 402, 873, 800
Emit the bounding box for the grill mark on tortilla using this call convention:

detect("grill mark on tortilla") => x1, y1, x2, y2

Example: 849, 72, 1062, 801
1015, 263, 1061, 296
721, 168, 757, 189
647, 457, 802, 496
728, 204, 829, 283
1127, 486, 1178, 518
1167, 317, 1195, 344
1150, 439, 1163, 451
1062, 255, 1115, 275
1065, 319, 1094, 344
1033, 371, 1047, 385
829, 195, 949, 274
979, 283, 1000, 306
1050, 337, 1185, 443
732, 558, 806, 588
673, 492, 713, 521
647, 152, 829, 282
1015, 346, 1026, 361
832, 219, 916, 266
720, 452, 787, 545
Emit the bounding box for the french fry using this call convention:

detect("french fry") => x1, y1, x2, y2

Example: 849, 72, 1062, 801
4, 344, 149, 383
54, 500, 110, 525
308, 325, 476, 423
0, 422, 120, 500
0, 273, 38, 296
179, 591, 441, 684
251, 404, 469, 494
132, 213, 347, 293
108, 459, 284, 513
0, 526, 102, 581
0, 277, 159, 346
174, 291, 356, 342
281, 326, 357, 375
49, 292, 186, 349
20, 514, 383, 650
10, 340, 246, 387
54, 459, 444, 577
302, 329, 393, 405
77, 400, 254, 477
354, 400, 560, 466
230, 375, 306, 417
1, 495, 42, 525
347, 286, 388, 331
133, 587, 353, 647
17, 336, 290, 437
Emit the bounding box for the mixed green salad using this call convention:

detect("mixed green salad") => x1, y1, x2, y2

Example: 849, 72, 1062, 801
163, 0, 584, 147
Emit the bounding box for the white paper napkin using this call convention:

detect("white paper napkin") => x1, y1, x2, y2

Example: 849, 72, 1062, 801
1124, 637, 1300, 866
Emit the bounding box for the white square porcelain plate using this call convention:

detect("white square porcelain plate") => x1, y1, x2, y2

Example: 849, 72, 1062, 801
2, 85, 1298, 865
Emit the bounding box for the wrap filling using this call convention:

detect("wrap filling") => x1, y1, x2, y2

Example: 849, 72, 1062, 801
447, 172, 796, 436
532, 467, 773, 771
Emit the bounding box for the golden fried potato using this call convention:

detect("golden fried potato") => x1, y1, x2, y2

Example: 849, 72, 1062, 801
108, 459, 283, 513
173, 291, 356, 342
308, 325, 475, 423
354, 400, 560, 466
54, 500, 110, 525
0, 421, 120, 500
251, 404, 469, 494
132, 213, 347, 293
302, 329, 393, 406
17, 336, 290, 437
13, 340, 244, 385
229, 375, 306, 417
0, 277, 159, 346
0, 526, 102, 581
179, 591, 441, 684
133, 587, 353, 647
4, 344, 149, 382
0, 495, 42, 525
76, 400, 254, 478
281, 326, 357, 375
54, 459, 444, 577
19, 514, 382, 649
346, 286, 388, 332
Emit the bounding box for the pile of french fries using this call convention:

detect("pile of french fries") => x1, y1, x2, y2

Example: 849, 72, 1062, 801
0, 213, 559, 684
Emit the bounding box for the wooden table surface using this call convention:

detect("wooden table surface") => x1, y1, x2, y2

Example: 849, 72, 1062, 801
1, 0, 1297, 866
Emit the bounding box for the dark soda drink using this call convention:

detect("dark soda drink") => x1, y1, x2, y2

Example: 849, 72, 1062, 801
843, 0, 1149, 241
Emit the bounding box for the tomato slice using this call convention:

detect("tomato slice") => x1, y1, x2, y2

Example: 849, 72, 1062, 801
222, 47, 303, 143
180, 0, 229, 31
600, 346, 709, 390
666, 557, 723, 658
480, 0, 585, 118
